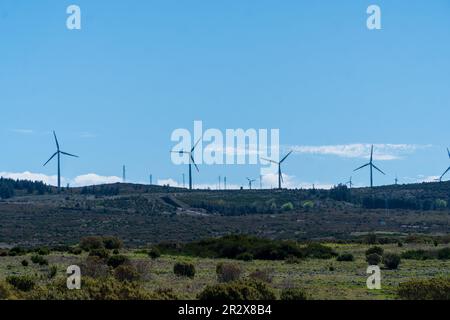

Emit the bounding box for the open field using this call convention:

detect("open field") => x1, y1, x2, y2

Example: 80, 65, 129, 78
1, 242, 449, 300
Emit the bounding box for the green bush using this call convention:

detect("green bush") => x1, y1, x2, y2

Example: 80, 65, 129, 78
174, 262, 196, 278
69, 247, 82, 255
366, 253, 381, 265
48, 265, 58, 278
303, 243, 337, 259
6, 275, 35, 292
0, 249, 8, 257
8, 247, 25, 256
36, 247, 50, 255
216, 263, 242, 283
336, 253, 354, 262
198, 279, 276, 300
365, 246, 384, 257
31, 255, 48, 265
280, 287, 308, 300
80, 236, 104, 251
437, 248, 450, 260
148, 248, 161, 259
114, 265, 140, 282
401, 249, 435, 260
281, 202, 294, 211
107, 255, 129, 268
102, 236, 123, 250
89, 248, 110, 260
21, 259, 29, 267
383, 253, 401, 269
398, 278, 450, 300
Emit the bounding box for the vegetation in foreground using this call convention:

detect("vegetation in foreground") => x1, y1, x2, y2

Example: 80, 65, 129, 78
1, 235, 449, 300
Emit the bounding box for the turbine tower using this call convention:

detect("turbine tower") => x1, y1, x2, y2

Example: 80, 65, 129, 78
171, 139, 201, 190
261, 151, 293, 189
246, 177, 256, 190
439, 148, 450, 182
122, 165, 126, 183
353, 145, 385, 188
43, 131, 78, 191
346, 176, 353, 188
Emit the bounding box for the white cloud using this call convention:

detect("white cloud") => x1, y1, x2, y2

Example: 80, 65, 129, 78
0, 171, 121, 187
72, 174, 121, 186
289, 143, 428, 161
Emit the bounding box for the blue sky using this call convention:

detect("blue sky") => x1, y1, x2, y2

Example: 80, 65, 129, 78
1, 0, 450, 188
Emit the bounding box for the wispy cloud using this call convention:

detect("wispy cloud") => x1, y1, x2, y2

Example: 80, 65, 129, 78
289, 143, 429, 161
11, 129, 34, 135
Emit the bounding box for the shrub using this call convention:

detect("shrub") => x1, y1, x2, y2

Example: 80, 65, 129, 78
437, 248, 450, 260
107, 255, 129, 268
401, 249, 435, 260
216, 263, 242, 283
102, 236, 123, 250
114, 265, 140, 282
336, 253, 354, 262
281, 202, 294, 211
80, 236, 104, 251
249, 268, 273, 284
398, 278, 450, 300
36, 247, 50, 255
148, 248, 161, 259
21, 259, 29, 267
383, 253, 401, 270
397, 241, 403, 247
89, 248, 110, 260
152, 288, 179, 300
0, 249, 8, 257
366, 253, 381, 265
303, 243, 337, 259
31, 255, 48, 265
236, 252, 253, 262
280, 287, 308, 300
69, 247, 82, 255
285, 255, 302, 264
6, 275, 35, 292
365, 233, 378, 245
365, 246, 384, 257
48, 265, 58, 278
80, 256, 110, 279
198, 279, 276, 300
174, 262, 196, 278
0, 281, 14, 299
8, 247, 25, 256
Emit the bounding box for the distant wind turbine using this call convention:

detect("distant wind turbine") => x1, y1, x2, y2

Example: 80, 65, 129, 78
353, 145, 385, 188
43, 131, 78, 191
346, 176, 353, 188
439, 148, 450, 182
171, 139, 201, 190
246, 177, 256, 190
261, 150, 293, 189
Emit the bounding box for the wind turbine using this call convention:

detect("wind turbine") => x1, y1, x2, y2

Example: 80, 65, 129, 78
246, 177, 256, 190
346, 176, 353, 188
439, 148, 450, 182
261, 150, 293, 189
171, 139, 201, 190
394, 175, 398, 185
43, 131, 78, 191
353, 145, 385, 188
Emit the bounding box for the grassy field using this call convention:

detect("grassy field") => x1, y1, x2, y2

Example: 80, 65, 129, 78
1, 242, 449, 300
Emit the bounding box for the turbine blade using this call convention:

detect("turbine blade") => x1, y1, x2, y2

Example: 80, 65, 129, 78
280, 172, 284, 183
441, 166, 450, 180
260, 157, 278, 164
353, 163, 370, 171
60, 151, 79, 158
191, 138, 201, 152
43, 152, 58, 166
372, 164, 386, 175
280, 150, 293, 163
53, 131, 60, 150
191, 155, 199, 172
447, 148, 450, 159
370, 145, 374, 162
